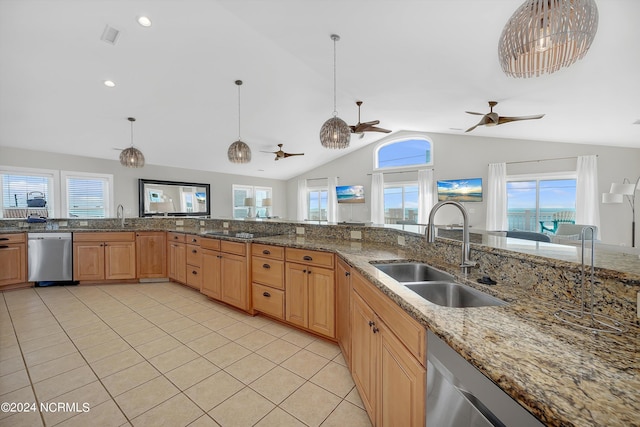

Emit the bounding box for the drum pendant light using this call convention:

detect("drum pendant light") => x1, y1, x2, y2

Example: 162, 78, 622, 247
120, 117, 145, 168
319, 34, 350, 149
228, 80, 252, 164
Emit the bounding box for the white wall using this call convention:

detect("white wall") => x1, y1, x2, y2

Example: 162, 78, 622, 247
286, 131, 640, 247
0, 146, 287, 219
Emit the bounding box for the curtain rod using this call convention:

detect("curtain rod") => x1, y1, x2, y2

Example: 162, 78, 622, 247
496, 155, 597, 166
306, 176, 338, 181
366, 168, 433, 176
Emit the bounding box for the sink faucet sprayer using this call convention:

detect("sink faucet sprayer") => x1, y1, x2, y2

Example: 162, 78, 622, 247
117, 204, 125, 227
426, 200, 477, 274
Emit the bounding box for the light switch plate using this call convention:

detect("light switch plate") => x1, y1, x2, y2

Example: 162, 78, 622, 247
223, 222, 229, 228
59, 221, 68, 227
397, 235, 406, 246
200, 221, 205, 226
296, 227, 305, 235
175, 220, 184, 226
350, 230, 362, 240
79, 221, 88, 226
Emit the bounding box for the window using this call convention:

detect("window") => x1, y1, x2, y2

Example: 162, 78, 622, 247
375, 137, 433, 170
232, 185, 272, 219
61, 171, 113, 218
308, 188, 328, 221
384, 182, 418, 224
0, 168, 55, 218
506, 174, 576, 232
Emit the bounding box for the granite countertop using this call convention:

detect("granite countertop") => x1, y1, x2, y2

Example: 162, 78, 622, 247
255, 235, 640, 427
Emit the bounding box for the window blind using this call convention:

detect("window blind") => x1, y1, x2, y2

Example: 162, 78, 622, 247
66, 177, 107, 218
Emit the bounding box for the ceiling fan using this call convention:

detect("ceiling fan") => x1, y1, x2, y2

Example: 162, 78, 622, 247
465, 101, 544, 132
349, 101, 391, 138
261, 143, 304, 161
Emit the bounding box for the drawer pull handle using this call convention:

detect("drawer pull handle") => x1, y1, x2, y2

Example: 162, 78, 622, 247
262, 263, 271, 269
174, 236, 179, 239
263, 292, 271, 298
192, 249, 198, 253
0, 245, 9, 249
192, 238, 197, 242
192, 270, 198, 275
262, 249, 271, 255
303, 255, 313, 261
0, 237, 9, 241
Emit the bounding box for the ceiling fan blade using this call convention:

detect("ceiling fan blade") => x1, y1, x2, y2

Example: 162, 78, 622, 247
366, 126, 392, 133
497, 114, 545, 125
283, 152, 304, 158
260, 150, 277, 154
465, 111, 484, 116
465, 124, 479, 133
465, 115, 491, 132
360, 120, 380, 126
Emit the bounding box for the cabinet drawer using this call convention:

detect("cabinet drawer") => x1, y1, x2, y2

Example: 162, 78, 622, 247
200, 237, 220, 250
186, 244, 202, 267
186, 235, 201, 245
187, 265, 202, 288
74, 232, 135, 242
221, 240, 246, 256
0, 233, 26, 244
252, 257, 284, 290
252, 283, 284, 319
167, 232, 186, 243
251, 244, 284, 260
286, 248, 334, 268
352, 271, 425, 364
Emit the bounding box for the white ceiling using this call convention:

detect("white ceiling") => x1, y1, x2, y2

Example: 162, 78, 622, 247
1, 0, 638, 180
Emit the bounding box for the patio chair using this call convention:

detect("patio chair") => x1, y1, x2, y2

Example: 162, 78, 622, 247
539, 211, 575, 234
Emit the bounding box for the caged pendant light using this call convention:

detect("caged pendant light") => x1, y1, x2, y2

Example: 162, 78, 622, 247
319, 34, 350, 149
498, 0, 599, 78
120, 117, 145, 168
228, 80, 252, 164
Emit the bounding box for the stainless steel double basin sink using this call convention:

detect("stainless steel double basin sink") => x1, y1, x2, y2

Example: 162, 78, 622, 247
371, 262, 506, 308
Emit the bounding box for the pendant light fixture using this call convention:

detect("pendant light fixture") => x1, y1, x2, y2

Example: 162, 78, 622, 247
498, 0, 599, 78
319, 34, 350, 149
228, 80, 252, 164
120, 117, 145, 168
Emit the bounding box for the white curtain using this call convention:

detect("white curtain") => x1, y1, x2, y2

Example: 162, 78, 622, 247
371, 172, 385, 224
418, 169, 435, 224
576, 155, 601, 237
327, 176, 338, 223
297, 179, 308, 221
486, 162, 508, 231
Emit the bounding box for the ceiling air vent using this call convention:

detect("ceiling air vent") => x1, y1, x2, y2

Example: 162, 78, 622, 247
100, 25, 120, 45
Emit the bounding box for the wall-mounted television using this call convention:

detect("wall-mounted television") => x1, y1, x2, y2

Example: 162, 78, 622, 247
437, 178, 483, 202
336, 185, 365, 204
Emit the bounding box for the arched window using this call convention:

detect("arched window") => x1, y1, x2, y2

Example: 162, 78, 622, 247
374, 136, 433, 170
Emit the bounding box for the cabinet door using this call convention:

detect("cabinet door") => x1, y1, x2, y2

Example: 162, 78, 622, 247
201, 249, 222, 298
220, 252, 248, 311
378, 321, 426, 427
136, 232, 166, 278
168, 242, 186, 283
0, 243, 26, 286
105, 241, 136, 280
350, 290, 377, 422
285, 262, 309, 328
336, 258, 351, 366
73, 242, 104, 281
308, 265, 335, 338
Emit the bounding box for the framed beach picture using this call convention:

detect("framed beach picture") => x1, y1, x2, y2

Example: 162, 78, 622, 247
336, 185, 365, 204
437, 178, 482, 202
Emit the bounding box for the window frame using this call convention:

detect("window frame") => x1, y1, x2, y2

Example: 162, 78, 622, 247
60, 170, 114, 218
307, 185, 328, 221
0, 166, 59, 218
383, 180, 419, 224
232, 185, 272, 219
373, 135, 434, 172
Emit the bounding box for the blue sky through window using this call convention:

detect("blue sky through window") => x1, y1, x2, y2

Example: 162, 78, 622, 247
377, 138, 431, 169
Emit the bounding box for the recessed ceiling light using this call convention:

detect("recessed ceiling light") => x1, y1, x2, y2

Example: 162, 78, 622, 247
137, 16, 152, 27
103, 80, 116, 88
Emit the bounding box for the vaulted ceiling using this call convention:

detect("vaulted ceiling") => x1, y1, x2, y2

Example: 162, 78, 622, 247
1, 0, 638, 180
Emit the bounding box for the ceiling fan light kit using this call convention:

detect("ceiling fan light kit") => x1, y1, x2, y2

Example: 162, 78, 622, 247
228, 80, 252, 164
320, 34, 350, 149
120, 117, 145, 168
498, 0, 599, 78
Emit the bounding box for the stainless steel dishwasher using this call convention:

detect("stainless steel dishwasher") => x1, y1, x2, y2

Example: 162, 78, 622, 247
27, 232, 73, 283
427, 331, 544, 427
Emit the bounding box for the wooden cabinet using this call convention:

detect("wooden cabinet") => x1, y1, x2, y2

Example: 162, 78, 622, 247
0, 233, 27, 288
201, 238, 250, 312
73, 232, 136, 281
136, 231, 166, 279
285, 248, 335, 338
336, 258, 352, 367
251, 244, 285, 319
167, 232, 186, 284
186, 235, 202, 290
350, 270, 426, 427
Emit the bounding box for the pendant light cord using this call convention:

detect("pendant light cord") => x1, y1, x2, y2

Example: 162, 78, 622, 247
130, 120, 134, 147
332, 35, 338, 117
236, 80, 243, 140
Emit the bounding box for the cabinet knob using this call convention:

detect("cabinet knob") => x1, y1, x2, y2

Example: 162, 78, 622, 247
192, 249, 197, 253
174, 236, 179, 239
307, 270, 312, 275
263, 292, 271, 298
192, 238, 197, 242
192, 270, 198, 275
345, 272, 351, 277
303, 269, 307, 273
262, 263, 271, 269
262, 249, 271, 255
217, 255, 222, 259
303, 255, 313, 261
368, 320, 375, 327
372, 327, 379, 334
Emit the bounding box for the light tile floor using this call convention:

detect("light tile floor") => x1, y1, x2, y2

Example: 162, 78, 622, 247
0, 282, 372, 427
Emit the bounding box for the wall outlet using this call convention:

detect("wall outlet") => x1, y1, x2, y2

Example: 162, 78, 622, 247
397, 235, 406, 246
175, 220, 184, 226
350, 230, 362, 240
200, 221, 205, 226
296, 227, 305, 235
79, 221, 88, 226
223, 222, 229, 228
59, 221, 68, 227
